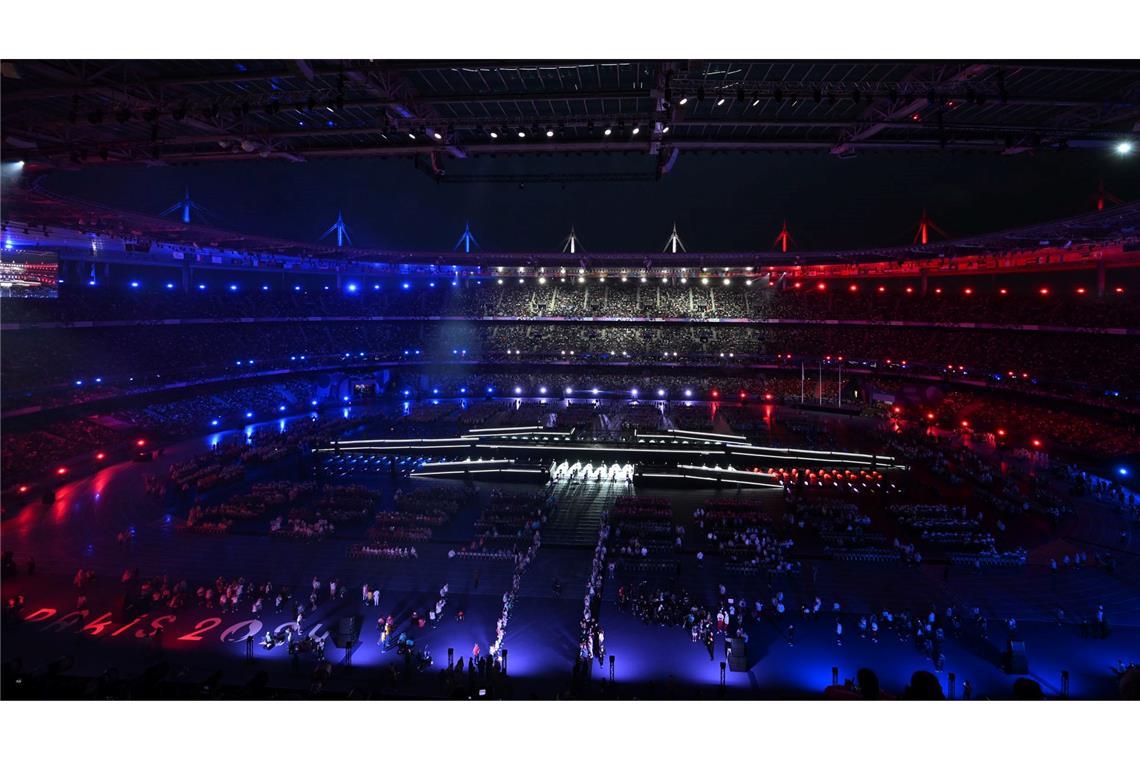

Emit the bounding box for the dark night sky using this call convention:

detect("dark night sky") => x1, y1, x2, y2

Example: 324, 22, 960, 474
41, 150, 1140, 252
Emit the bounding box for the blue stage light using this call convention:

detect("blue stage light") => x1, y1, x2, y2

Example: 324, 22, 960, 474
278, 405, 286, 412
129, 281, 140, 288
228, 284, 238, 292
165, 282, 175, 289
197, 283, 207, 290
245, 411, 254, 419
346, 282, 358, 292
1120, 467, 1131, 477
402, 282, 411, 290
210, 419, 220, 427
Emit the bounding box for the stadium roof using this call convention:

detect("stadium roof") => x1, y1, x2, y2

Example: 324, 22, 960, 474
4, 181, 1138, 267
3, 60, 1139, 177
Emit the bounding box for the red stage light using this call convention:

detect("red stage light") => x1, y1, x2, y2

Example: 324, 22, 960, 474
711, 390, 719, 398
849, 284, 858, 292
56, 467, 68, 475
963, 287, 973, 295
1039, 287, 1050, 296
905, 286, 914, 294
934, 287, 943, 294
999, 288, 1008, 295
1076, 287, 1086, 295
136, 439, 147, 447
95, 452, 106, 461
18, 485, 29, 493
996, 429, 1006, 437
817, 282, 827, 291
793, 282, 802, 289
740, 391, 747, 399
960, 420, 970, 428
877, 285, 886, 293
892, 406, 901, 414
926, 412, 935, 420
1115, 287, 1125, 294
1032, 439, 1042, 447
764, 393, 773, 401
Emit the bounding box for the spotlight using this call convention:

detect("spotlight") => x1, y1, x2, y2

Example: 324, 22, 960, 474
679, 97, 689, 106
604, 127, 612, 136
716, 97, 726, 106
1116, 141, 1134, 155
631, 126, 640, 135
518, 131, 526, 138
546, 129, 554, 138
490, 131, 499, 139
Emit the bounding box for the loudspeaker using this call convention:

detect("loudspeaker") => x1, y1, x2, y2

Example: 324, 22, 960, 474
1004, 639, 1028, 674
726, 637, 748, 672
330, 615, 360, 649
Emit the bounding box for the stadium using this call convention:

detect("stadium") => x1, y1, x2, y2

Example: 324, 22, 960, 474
2, 57, 1139, 706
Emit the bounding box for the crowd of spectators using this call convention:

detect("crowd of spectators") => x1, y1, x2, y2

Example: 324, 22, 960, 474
352, 484, 466, 559
454, 489, 551, 561
7, 275, 1136, 328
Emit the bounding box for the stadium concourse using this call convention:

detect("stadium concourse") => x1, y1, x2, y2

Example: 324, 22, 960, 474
2, 203, 1139, 701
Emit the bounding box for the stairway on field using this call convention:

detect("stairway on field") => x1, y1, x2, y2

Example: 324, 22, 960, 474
542, 479, 628, 547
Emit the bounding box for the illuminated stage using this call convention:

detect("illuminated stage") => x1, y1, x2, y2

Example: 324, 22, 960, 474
317, 425, 907, 489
